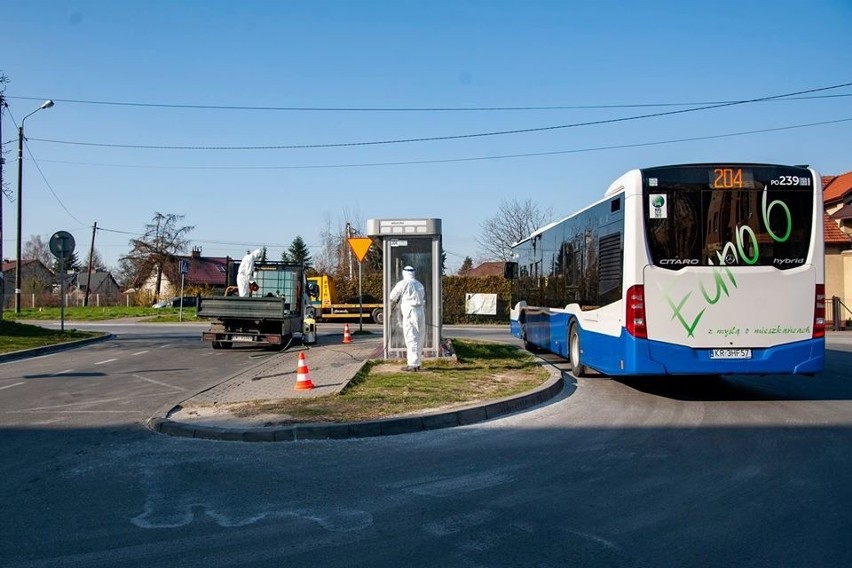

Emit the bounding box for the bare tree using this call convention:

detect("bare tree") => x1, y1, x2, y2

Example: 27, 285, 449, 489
23, 234, 54, 267
312, 214, 340, 275
114, 255, 142, 289
477, 198, 551, 262
313, 208, 370, 277
120, 212, 194, 300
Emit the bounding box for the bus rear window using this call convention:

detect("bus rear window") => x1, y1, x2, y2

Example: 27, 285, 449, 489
643, 165, 813, 270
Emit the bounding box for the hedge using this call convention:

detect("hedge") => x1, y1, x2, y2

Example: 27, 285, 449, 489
330, 274, 512, 325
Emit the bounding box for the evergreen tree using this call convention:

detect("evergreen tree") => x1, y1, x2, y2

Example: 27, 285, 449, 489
287, 236, 312, 267
459, 256, 474, 275
363, 244, 382, 274
53, 251, 81, 274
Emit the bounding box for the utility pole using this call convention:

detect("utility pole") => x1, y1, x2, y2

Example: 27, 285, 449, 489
84, 221, 97, 306
346, 222, 353, 279
0, 91, 5, 320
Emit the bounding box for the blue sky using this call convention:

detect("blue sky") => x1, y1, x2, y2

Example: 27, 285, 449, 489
2, 0, 850, 273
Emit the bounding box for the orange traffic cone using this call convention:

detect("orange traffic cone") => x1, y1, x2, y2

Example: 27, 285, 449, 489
294, 352, 315, 390
342, 323, 352, 344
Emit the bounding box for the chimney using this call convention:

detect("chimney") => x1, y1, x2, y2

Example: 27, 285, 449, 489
191, 246, 202, 259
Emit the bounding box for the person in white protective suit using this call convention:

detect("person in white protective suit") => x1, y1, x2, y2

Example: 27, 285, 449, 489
237, 249, 262, 297
389, 265, 426, 371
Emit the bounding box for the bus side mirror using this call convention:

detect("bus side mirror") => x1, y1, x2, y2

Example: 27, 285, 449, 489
503, 262, 518, 279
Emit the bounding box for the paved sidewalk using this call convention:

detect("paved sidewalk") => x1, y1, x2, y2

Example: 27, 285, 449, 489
147, 332, 565, 443
181, 335, 384, 405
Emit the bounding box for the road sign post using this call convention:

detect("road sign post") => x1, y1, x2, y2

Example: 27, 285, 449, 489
49, 231, 76, 332
347, 237, 373, 332
178, 259, 189, 322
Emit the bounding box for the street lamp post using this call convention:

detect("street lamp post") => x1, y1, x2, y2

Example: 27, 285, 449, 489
15, 99, 54, 313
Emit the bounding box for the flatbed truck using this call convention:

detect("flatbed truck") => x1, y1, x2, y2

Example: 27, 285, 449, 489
307, 274, 384, 324
198, 261, 314, 349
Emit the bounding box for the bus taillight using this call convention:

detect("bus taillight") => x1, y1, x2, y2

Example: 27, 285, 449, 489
814, 284, 825, 338
626, 285, 647, 339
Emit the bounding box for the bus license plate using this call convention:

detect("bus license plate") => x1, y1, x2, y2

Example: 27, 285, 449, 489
710, 348, 752, 360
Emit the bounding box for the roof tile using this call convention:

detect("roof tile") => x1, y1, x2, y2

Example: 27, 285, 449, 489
823, 171, 852, 205
824, 212, 852, 244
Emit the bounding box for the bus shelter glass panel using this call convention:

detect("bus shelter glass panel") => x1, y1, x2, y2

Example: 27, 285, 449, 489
386, 238, 436, 356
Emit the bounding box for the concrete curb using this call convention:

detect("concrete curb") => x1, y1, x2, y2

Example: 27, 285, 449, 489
146, 358, 568, 443
0, 333, 114, 363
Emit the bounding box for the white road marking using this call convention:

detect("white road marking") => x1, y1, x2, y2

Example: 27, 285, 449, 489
0, 382, 25, 391
132, 351, 150, 356
132, 374, 185, 391
55, 369, 75, 375
94, 358, 117, 365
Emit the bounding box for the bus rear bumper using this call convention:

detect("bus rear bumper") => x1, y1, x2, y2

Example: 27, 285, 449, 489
634, 336, 825, 376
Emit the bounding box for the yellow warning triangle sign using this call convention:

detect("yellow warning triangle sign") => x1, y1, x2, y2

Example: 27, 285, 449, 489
347, 237, 373, 263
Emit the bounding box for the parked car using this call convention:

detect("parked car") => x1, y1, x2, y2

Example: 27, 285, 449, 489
152, 296, 197, 308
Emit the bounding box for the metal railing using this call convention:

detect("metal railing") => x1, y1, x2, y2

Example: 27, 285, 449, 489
830, 296, 852, 331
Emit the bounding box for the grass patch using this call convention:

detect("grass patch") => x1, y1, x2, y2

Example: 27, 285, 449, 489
138, 311, 201, 323
236, 339, 550, 424
7, 306, 200, 322
0, 320, 102, 354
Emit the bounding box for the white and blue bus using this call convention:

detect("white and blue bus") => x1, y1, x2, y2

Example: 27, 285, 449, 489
508, 163, 825, 377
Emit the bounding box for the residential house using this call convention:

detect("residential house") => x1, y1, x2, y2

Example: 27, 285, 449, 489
823, 172, 852, 325
136, 247, 231, 300
1, 259, 57, 309
464, 261, 506, 277
69, 270, 122, 306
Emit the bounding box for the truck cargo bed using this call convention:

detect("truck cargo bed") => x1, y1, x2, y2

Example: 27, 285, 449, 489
197, 296, 292, 320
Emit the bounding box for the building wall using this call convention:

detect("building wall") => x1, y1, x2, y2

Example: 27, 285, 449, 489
140, 272, 177, 299
826, 251, 845, 304
2, 263, 55, 309
842, 251, 852, 322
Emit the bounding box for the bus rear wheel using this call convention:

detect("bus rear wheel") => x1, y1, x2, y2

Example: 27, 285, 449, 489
569, 322, 587, 377
520, 320, 535, 352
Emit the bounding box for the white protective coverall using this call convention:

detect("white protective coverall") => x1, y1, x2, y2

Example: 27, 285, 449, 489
237, 249, 262, 297
389, 265, 426, 370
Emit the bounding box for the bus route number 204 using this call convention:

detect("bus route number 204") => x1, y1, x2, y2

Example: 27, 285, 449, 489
710, 167, 755, 189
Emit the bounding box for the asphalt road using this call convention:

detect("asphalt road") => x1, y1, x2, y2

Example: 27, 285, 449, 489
2, 323, 852, 568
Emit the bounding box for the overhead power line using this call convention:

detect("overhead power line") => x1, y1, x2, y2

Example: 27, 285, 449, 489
26, 82, 852, 151
7, 92, 851, 112
31, 117, 852, 170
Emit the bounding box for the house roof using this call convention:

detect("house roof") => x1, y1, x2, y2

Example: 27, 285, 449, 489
823, 171, 852, 205
466, 261, 505, 277
166, 255, 231, 287
831, 203, 852, 221
2, 259, 52, 273
824, 212, 852, 245
76, 271, 119, 291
